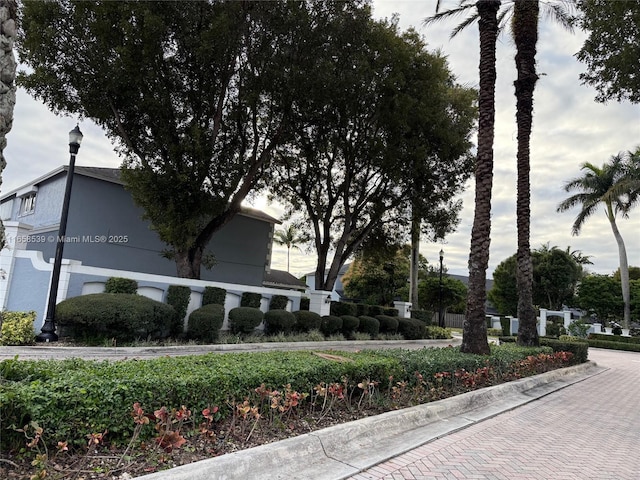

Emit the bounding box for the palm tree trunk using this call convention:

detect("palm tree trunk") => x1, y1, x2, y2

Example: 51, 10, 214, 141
606, 202, 631, 328
513, 0, 539, 347
0, 0, 17, 251
461, 0, 500, 355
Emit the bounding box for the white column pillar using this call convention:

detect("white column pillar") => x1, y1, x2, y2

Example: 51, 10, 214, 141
309, 290, 332, 317
563, 311, 572, 331
393, 301, 412, 318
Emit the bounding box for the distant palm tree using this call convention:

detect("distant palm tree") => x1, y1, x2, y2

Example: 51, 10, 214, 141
557, 153, 635, 328
273, 224, 306, 272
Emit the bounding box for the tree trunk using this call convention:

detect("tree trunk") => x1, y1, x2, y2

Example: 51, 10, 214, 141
461, 0, 500, 355
514, 0, 539, 347
0, 0, 17, 251
175, 247, 204, 279
409, 207, 420, 306
606, 202, 631, 328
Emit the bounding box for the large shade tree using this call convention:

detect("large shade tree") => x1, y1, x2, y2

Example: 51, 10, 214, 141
271, 18, 476, 293
17, 0, 347, 279
557, 151, 638, 328
576, 0, 640, 104
0, 0, 16, 251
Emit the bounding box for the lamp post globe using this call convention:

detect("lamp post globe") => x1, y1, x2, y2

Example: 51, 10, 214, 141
36, 125, 83, 342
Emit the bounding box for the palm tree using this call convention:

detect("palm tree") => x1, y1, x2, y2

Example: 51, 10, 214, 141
427, 0, 574, 349
273, 224, 306, 273
0, 0, 17, 251
428, 0, 502, 354
557, 153, 634, 328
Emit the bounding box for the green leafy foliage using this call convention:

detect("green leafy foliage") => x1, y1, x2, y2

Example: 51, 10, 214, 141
56, 294, 173, 341
567, 320, 590, 339
263, 310, 296, 335
269, 295, 289, 311
410, 309, 432, 324
576, 274, 623, 321
0, 311, 36, 346
166, 285, 191, 336
187, 304, 225, 343
397, 318, 426, 340
340, 315, 360, 337
228, 307, 263, 335
299, 297, 310, 311
104, 277, 138, 294
424, 326, 452, 339
375, 315, 399, 334
241, 293, 262, 309
418, 276, 467, 314
330, 301, 357, 317
357, 316, 380, 337
202, 287, 226, 307
539, 338, 589, 365
320, 315, 343, 336
292, 310, 322, 333
576, 0, 640, 103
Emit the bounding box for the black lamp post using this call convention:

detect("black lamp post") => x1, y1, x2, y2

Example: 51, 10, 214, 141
36, 125, 83, 342
438, 248, 444, 328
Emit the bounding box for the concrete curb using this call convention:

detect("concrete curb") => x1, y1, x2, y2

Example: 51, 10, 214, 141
136, 361, 606, 480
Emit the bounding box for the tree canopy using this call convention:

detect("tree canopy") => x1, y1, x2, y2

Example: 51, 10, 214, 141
270, 18, 476, 291
17, 0, 364, 278
489, 245, 584, 316
576, 0, 640, 104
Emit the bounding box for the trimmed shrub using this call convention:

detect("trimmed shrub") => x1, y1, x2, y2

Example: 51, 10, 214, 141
166, 285, 191, 336
612, 324, 623, 335
587, 339, 640, 352
202, 286, 226, 306
104, 277, 138, 294
546, 321, 566, 338
383, 307, 399, 317
424, 326, 452, 339
340, 315, 360, 337
375, 315, 399, 333
355, 303, 370, 317
269, 295, 289, 311
299, 297, 310, 311
487, 328, 503, 337
358, 316, 380, 337
293, 310, 322, 332
56, 293, 174, 341
500, 317, 511, 336
188, 304, 225, 342
397, 317, 426, 340
228, 307, 263, 334
264, 310, 296, 335
539, 338, 588, 364
410, 309, 432, 325
0, 311, 36, 346
588, 333, 640, 344
320, 315, 343, 336
368, 305, 383, 316
241, 292, 262, 308
330, 301, 357, 317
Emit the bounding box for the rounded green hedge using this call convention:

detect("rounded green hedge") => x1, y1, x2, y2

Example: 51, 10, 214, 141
340, 315, 360, 337
293, 310, 322, 332
358, 316, 380, 337
375, 315, 399, 333
228, 307, 263, 334
264, 309, 296, 334
56, 293, 174, 341
397, 317, 426, 340
104, 277, 138, 294
188, 304, 225, 342
321, 315, 343, 336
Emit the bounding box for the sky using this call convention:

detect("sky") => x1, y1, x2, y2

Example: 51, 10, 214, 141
2, 0, 639, 280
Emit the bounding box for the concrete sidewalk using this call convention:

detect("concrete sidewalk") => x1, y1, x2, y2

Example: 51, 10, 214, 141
135, 359, 605, 480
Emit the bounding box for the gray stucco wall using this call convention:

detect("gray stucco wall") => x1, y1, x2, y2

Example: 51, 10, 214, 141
6, 257, 49, 323
14, 175, 65, 228
25, 174, 271, 286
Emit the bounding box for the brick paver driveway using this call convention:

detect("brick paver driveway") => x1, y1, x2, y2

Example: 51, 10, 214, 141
349, 348, 640, 480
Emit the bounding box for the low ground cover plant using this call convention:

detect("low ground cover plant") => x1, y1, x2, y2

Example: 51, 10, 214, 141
0, 343, 584, 479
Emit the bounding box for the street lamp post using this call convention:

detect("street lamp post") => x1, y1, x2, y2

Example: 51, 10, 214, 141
36, 126, 83, 342
438, 249, 444, 328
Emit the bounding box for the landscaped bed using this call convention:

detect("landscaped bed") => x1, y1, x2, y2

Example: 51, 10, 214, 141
0, 341, 587, 480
